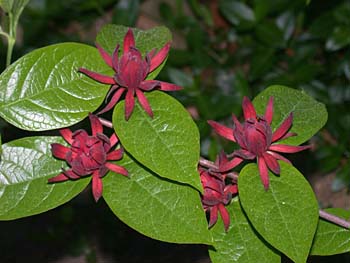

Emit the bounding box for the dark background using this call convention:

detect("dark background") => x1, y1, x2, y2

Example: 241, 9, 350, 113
0, 0, 349, 262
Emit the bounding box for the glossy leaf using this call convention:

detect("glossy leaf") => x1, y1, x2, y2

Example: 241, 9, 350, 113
238, 162, 319, 263
0, 43, 111, 131
103, 153, 212, 244
310, 208, 350, 255
96, 24, 172, 80
326, 26, 350, 51
219, 0, 255, 30
113, 91, 201, 191
253, 85, 328, 145
0, 136, 90, 220
209, 198, 280, 263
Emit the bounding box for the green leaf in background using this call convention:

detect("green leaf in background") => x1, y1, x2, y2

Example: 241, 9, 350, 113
253, 85, 328, 145
310, 208, 350, 255
209, 198, 280, 263
326, 26, 350, 51
0, 136, 90, 220
112, 0, 140, 26
96, 24, 172, 80
103, 153, 212, 244
255, 21, 285, 48
113, 91, 202, 191
0, 43, 111, 131
219, 0, 255, 30
238, 162, 319, 263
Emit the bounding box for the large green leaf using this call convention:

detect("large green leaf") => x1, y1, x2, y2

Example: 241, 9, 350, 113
0, 43, 111, 131
253, 85, 328, 145
209, 198, 280, 263
96, 24, 172, 80
113, 91, 202, 191
0, 136, 90, 220
310, 208, 350, 255
326, 26, 350, 51
103, 153, 212, 244
238, 162, 319, 263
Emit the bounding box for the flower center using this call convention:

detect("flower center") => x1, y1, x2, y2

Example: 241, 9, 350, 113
244, 117, 272, 156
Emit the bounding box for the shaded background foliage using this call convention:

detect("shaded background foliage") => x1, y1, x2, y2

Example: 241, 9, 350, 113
0, 0, 349, 262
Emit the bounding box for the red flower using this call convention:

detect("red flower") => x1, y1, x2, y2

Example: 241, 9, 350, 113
200, 152, 238, 231
79, 28, 182, 120
208, 96, 310, 189
48, 114, 128, 201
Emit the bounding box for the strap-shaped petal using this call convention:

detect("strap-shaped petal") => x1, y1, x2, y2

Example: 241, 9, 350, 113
92, 171, 103, 202
269, 144, 311, 153
105, 162, 128, 176
208, 120, 236, 142
272, 113, 293, 142
262, 152, 280, 175
149, 42, 170, 72
242, 96, 257, 120
264, 97, 274, 124
51, 143, 70, 159
79, 68, 115, 84
89, 114, 103, 136
123, 28, 135, 53
257, 157, 269, 190
136, 89, 153, 118
125, 89, 136, 120
95, 42, 112, 67
98, 87, 125, 115
218, 203, 230, 232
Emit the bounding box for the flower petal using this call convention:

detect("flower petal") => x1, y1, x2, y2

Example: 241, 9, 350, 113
48, 173, 69, 183
95, 42, 112, 67
219, 157, 244, 172
89, 114, 103, 136
257, 157, 269, 190
60, 128, 73, 144
107, 148, 123, 160
63, 170, 81, 179
98, 87, 126, 115
125, 89, 135, 120
92, 171, 103, 202
232, 149, 256, 160
136, 89, 153, 118
112, 44, 120, 72
218, 203, 230, 232
207, 120, 236, 142
158, 81, 182, 91
149, 42, 170, 72
105, 162, 129, 176
123, 28, 135, 53
208, 206, 218, 229
51, 143, 70, 160
264, 97, 274, 124
139, 80, 160, 91
272, 113, 293, 142
266, 150, 291, 164
109, 133, 119, 148
262, 152, 280, 174
79, 68, 115, 84
242, 96, 256, 120
269, 144, 311, 153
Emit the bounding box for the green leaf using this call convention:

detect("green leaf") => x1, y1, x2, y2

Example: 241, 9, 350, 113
0, 136, 90, 220
326, 26, 350, 51
255, 21, 285, 48
310, 208, 350, 255
103, 153, 212, 244
96, 24, 172, 80
0, 43, 111, 131
112, 0, 140, 26
209, 198, 280, 263
253, 85, 328, 145
219, 0, 255, 30
238, 162, 319, 263
113, 91, 202, 191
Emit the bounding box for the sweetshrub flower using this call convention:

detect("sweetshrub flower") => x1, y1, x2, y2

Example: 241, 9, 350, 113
79, 28, 182, 120
200, 152, 238, 231
208, 96, 310, 189
48, 114, 128, 201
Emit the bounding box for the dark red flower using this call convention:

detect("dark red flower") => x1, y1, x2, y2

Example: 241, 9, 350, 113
208, 96, 310, 189
200, 152, 238, 231
48, 114, 128, 201
79, 28, 182, 120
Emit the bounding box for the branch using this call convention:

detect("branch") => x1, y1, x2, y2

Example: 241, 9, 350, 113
319, 210, 350, 229
99, 117, 350, 230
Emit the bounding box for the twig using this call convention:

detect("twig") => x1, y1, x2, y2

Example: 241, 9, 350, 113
319, 210, 350, 229
100, 118, 350, 230
199, 157, 238, 182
